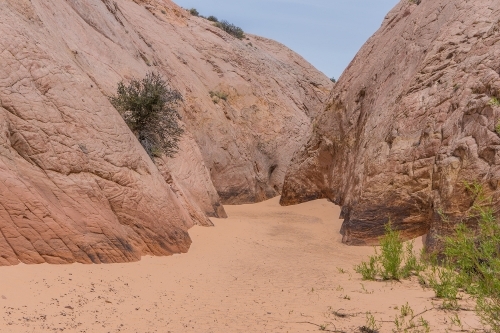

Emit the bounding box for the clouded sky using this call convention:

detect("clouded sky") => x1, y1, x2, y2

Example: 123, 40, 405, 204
174, 0, 400, 80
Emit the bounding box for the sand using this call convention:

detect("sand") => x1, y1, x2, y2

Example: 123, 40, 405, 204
0, 198, 482, 332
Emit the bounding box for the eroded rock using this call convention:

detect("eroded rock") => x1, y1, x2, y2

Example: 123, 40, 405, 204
25, 0, 331, 205
282, 0, 500, 247
0, 0, 329, 264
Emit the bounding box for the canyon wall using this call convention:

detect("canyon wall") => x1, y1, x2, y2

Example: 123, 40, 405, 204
282, 0, 500, 247
0, 0, 330, 264
31, 0, 332, 204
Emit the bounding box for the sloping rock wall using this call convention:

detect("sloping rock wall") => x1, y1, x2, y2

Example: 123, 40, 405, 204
282, 0, 500, 247
0, 21, 192, 264
0, 0, 329, 264
26, 0, 332, 205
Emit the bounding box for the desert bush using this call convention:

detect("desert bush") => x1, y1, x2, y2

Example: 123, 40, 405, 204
209, 90, 228, 103
110, 72, 184, 159
379, 223, 404, 279
419, 182, 500, 331
214, 20, 245, 39
356, 255, 378, 280
355, 183, 500, 331
207, 15, 218, 22
189, 8, 199, 16
425, 263, 459, 306
330, 77, 336, 83
354, 223, 423, 281
440, 188, 500, 330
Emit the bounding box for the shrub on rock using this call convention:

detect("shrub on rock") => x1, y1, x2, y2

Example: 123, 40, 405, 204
214, 20, 245, 39
110, 72, 184, 158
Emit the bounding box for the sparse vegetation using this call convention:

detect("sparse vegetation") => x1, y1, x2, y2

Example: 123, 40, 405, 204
360, 313, 380, 333
449, 313, 464, 330
330, 77, 336, 83
186, 9, 244, 39
355, 254, 378, 280
496, 121, 500, 135
214, 20, 245, 39
110, 72, 184, 159
359, 283, 373, 294
431, 182, 500, 331
393, 303, 431, 333
489, 96, 500, 107
354, 223, 423, 281
354, 181, 500, 332
209, 90, 229, 103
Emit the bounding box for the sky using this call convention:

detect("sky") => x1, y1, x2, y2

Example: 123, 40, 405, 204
173, 0, 400, 80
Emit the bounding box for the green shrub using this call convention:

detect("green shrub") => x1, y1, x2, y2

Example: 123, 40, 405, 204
379, 223, 404, 280
426, 264, 459, 302
110, 72, 184, 159
355, 255, 378, 280
214, 20, 245, 39
442, 214, 500, 329
355, 183, 499, 331
496, 121, 500, 136
207, 15, 218, 22
401, 241, 424, 278
393, 303, 430, 333
354, 223, 423, 281
330, 77, 336, 83
489, 97, 500, 107
360, 313, 380, 333
189, 8, 199, 16
422, 182, 500, 331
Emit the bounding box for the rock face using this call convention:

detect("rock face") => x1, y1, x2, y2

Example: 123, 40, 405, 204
134, 1, 332, 203
0, 36, 193, 265
0, 0, 329, 264
19, 0, 331, 206
157, 132, 227, 227
281, 0, 500, 247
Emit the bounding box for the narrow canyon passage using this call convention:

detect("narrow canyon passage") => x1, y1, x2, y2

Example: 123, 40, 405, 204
0, 198, 479, 332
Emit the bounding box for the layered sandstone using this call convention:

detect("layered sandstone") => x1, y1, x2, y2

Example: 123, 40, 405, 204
0, 0, 329, 264
282, 0, 500, 246
24, 0, 331, 205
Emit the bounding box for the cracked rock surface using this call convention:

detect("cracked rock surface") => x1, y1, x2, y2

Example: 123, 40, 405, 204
281, 0, 500, 247
0, 0, 330, 264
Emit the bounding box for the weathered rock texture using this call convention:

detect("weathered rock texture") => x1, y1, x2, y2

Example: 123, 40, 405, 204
0, 0, 329, 264
157, 132, 227, 227
281, 0, 500, 247
149, 3, 332, 203
21, 0, 331, 205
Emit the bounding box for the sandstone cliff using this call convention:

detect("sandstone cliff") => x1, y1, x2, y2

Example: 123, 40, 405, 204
25, 0, 331, 205
282, 0, 500, 247
0, 0, 330, 264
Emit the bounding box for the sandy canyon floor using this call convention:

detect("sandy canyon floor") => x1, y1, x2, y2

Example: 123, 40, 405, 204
0, 198, 483, 332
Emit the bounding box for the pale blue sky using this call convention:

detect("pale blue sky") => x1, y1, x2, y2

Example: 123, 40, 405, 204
174, 0, 400, 79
